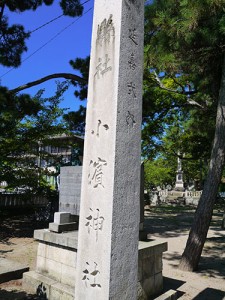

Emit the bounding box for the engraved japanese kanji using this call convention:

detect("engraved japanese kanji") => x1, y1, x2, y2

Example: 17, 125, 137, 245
127, 82, 137, 98
82, 262, 101, 288
85, 208, 105, 241
91, 119, 109, 137
97, 14, 115, 46
94, 54, 112, 79
88, 157, 107, 188
129, 28, 138, 45
128, 53, 136, 70
126, 111, 136, 127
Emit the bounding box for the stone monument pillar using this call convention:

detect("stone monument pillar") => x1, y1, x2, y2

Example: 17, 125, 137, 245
75, 0, 144, 299
175, 152, 184, 190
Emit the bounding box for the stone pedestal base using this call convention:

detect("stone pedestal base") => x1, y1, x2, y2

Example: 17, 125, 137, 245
49, 222, 78, 233
23, 230, 167, 300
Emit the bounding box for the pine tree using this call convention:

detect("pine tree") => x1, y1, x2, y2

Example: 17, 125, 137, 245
145, 0, 225, 271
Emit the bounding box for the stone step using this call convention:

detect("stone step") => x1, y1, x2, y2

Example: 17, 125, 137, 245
0, 258, 29, 283
154, 289, 177, 300
23, 271, 74, 300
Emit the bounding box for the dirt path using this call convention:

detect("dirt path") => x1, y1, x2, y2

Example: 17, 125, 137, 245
0, 210, 48, 299
145, 206, 225, 299
0, 206, 225, 299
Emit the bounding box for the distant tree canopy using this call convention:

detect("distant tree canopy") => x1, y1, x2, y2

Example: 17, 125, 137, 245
144, 0, 225, 271
144, 157, 175, 188
143, 0, 225, 186
0, 82, 70, 190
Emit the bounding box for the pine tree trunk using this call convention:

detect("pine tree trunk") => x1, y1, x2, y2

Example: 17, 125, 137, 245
179, 55, 225, 271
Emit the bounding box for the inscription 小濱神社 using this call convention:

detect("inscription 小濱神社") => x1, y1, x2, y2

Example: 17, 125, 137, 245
97, 14, 115, 46
94, 54, 112, 79
88, 157, 107, 188
75, 0, 144, 297
91, 119, 109, 137
82, 262, 101, 288
85, 208, 105, 241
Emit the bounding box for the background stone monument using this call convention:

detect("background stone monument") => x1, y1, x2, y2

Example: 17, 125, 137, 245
59, 166, 82, 217
175, 153, 184, 191
75, 0, 144, 299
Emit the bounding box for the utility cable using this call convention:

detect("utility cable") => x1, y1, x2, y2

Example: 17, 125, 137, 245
22, 7, 93, 65
29, 0, 91, 34
0, 6, 93, 79
29, 14, 64, 34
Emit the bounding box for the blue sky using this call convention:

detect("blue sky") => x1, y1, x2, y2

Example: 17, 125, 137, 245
0, 0, 94, 112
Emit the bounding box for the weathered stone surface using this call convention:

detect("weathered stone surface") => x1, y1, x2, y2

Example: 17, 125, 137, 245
59, 166, 82, 216
36, 255, 62, 282
155, 254, 163, 274
23, 271, 55, 297
54, 212, 71, 224
35, 239, 77, 287
75, 1, 144, 299
34, 229, 78, 249
37, 243, 76, 267
49, 222, 78, 233
50, 282, 74, 300
155, 272, 163, 293
154, 289, 177, 300
138, 241, 167, 299
23, 271, 75, 300
23, 232, 167, 300
139, 241, 168, 258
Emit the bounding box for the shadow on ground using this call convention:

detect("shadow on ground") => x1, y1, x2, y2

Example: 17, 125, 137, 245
0, 209, 49, 244
144, 206, 195, 238
198, 256, 225, 279
162, 276, 185, 299
162, 249, 225, 279
192, 288, 225, 300
0, 288, 38, 300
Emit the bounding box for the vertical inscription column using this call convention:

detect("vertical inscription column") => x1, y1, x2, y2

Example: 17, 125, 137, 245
75, 1, 144, 299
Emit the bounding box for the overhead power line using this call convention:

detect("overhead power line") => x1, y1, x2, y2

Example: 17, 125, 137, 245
0, 6, 93, 79
22, 7, 93, 65
30, 14, 64, 34
29, 0, 91, 34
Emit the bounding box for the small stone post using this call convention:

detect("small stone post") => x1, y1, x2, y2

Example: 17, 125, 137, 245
75, 0, 144, 299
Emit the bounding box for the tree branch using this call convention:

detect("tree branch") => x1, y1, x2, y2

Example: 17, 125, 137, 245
171, 76, 185, 91
9, 73, 87, 94
153, 71, 181, 95
153, 71, 205, 109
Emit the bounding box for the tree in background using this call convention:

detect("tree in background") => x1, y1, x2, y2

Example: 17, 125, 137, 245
0, 0, 88, 192
0, 82, 69, 191
62, 56, 90, 136
144, 157, 175, 189
144, 0, 225, 271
